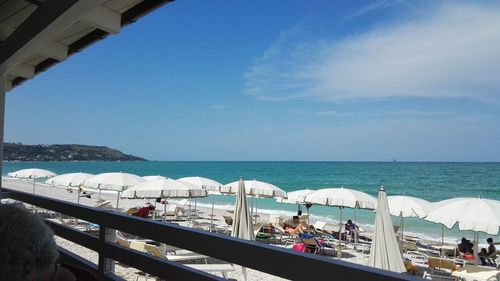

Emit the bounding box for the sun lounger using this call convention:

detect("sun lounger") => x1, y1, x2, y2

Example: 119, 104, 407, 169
299, 234, 334, 255
57, 217, 99, 232
428, 257, 456, 275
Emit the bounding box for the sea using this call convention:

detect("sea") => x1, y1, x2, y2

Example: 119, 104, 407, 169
3, 161, 500, 243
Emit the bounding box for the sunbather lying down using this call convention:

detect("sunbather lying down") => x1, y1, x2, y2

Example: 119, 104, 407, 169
284, 221, 309, 235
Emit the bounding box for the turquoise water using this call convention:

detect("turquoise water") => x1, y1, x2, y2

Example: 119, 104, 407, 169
3, 161, 500, 241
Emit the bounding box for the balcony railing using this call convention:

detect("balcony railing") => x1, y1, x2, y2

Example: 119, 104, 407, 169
1, 187, 422, 281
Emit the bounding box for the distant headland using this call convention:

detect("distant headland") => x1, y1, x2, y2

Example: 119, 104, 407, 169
4, 143, 147, 162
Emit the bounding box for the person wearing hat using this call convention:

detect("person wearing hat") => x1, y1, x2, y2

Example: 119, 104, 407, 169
486, 238, 497, 266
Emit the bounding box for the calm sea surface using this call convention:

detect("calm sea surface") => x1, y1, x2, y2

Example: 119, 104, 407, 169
3, 161, 500, 241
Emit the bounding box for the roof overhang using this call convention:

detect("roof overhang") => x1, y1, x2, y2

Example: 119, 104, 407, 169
0, 0, 173, 92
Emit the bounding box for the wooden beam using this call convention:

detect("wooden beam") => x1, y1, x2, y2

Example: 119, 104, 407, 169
0, 24, 14, 41
9, 63, 35, 79
5, 79, 12, 92
0, 0, 106, 74
39, 41, 68, 61
81, 6, 121, 34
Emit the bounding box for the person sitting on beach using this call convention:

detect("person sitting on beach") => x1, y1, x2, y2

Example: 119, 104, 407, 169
132, 203, 156, 218
479, 238, 498, 267
0, 204, 76, 281
344, 219, 358, 240
458, 237, 474, 257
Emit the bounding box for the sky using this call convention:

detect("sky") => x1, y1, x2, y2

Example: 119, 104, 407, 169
5, 0, 500, 161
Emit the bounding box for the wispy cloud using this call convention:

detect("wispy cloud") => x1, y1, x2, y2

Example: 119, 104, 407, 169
210, 104, 229, 110
244, 3, 500, 104
291, 108, 454, 118
344, 0, 406, 20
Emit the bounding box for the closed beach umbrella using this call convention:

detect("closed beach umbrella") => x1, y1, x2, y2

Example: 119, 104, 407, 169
388, 195, 430, 242
46, 172, 94, 204
142, 175, 168, 181
305, 186, 376, 257
83, 172, 145, 209
368, 187, 406, 273
8, 168, 57, 194
232, 179, 254, 281
425, 197, 500, 259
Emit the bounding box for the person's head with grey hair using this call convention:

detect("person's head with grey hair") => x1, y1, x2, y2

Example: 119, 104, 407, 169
0, 204, 59, 280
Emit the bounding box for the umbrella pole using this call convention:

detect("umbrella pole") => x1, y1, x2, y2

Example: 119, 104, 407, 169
116, 191, 120, 210
338, 206, 343, 258
164, 201, 167, 222
32, 178, 36, 194
210, 196, 215, 230
400, 214, 403, 243
354, 207, 358, 243
99, 189, 102, 200
473, 231, 479, 262
77, 185, 81, 205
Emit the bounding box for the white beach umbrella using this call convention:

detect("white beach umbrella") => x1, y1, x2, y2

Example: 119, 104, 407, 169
305, 186, 377, 257
122, 179, 207, 220
388, 195, 431, 242
83, 172, 146, 209
222, 179, 286, 217
368, 187, 406, 273
232, 179, 254, 281
276, 189, 315, 220
178, 176, 222, 225
45, 172, 94, 204
222, 179, 286, 198
142, 175, 168, 181
425, 197, 500, 259
8, 168, 57, 194
46, 172, 94, 187
305, 187, 376, 209
122, 178, 207, 199
276, 189, 314, 204
178, 176, 222, 191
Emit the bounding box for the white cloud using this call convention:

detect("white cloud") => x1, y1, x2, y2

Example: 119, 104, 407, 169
244, 3, 500, 104
210, 104, 229, 110
344, 0, 406, 20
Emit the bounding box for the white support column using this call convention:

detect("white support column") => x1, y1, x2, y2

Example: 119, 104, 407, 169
0, 73, 6, 199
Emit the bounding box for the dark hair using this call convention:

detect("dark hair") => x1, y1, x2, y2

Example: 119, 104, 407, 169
487, 238, 493, 243
461, 237, 467, 243
292, 215, 299, 219
347, 220, 353, 224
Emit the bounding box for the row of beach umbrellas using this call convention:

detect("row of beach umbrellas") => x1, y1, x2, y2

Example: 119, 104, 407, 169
6, 168, 500, 274
7, 168, 500, 238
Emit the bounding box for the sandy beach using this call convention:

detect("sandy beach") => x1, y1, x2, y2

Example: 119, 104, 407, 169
1, 177, 384, 280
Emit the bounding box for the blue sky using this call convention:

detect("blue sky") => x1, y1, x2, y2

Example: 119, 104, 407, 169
6, 0, 500, 161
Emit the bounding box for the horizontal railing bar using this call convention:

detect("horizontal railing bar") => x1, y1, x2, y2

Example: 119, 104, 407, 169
105, 242, 223, 281
47, 215, 218, 280
3, 188, 422, 281
58, 247, 122, 281
47, 220, 101, 251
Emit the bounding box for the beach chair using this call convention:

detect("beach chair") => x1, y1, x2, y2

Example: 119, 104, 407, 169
427, 257, 457, 277
299, 234, 334, 255
223, 215, 233, 226
145, 244, 208, 263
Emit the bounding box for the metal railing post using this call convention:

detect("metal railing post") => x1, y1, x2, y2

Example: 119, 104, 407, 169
0, 74, 6, 200
98, 225, 116, 277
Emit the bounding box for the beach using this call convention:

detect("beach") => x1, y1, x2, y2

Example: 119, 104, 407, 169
2, 177, 377, 280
